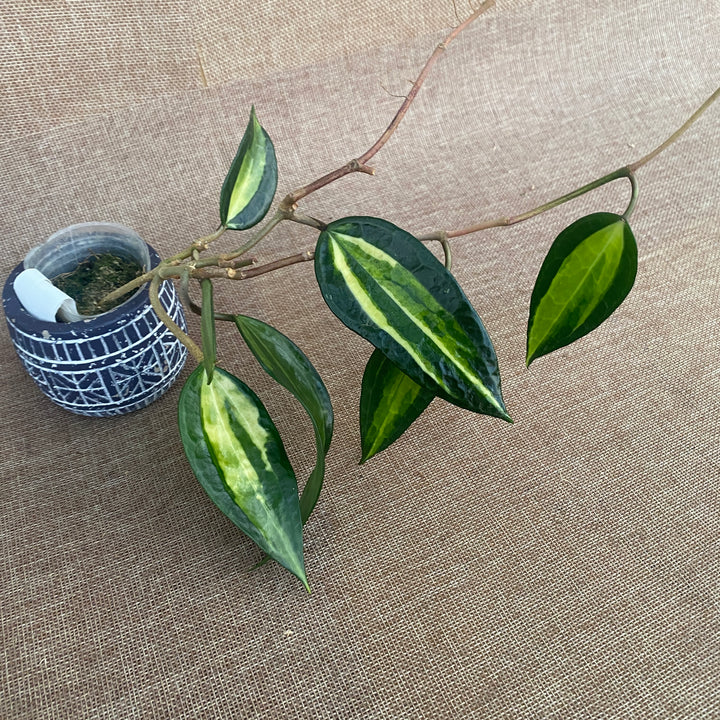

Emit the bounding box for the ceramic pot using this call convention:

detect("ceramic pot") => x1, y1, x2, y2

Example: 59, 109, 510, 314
2, 222, 188, 417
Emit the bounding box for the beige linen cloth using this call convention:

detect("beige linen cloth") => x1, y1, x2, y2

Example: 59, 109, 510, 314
1, 1, 719, 717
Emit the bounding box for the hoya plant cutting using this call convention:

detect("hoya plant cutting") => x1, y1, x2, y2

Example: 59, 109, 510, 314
8, 1, 718, 591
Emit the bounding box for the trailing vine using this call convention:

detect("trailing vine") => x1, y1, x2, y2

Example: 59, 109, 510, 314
98, 1, 718, 590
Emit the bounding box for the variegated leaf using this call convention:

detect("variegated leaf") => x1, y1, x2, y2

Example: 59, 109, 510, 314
314, 216, 510, 421
360, 349, 434, 463
219, 107, 278, 230
527, 212, 638, 365
233, 315, 333, 524
178, 366, 308, 591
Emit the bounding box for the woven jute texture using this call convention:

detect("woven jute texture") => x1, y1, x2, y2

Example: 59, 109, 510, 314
2, 1, 719, 718
0, 0, 468, 140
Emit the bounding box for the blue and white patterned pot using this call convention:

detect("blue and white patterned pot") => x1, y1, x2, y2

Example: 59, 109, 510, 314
2, 223, 188, 417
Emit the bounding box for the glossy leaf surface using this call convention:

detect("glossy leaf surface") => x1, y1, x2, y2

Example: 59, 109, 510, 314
315, 216, 509, 420
360, 349, 434, 463
178, 366, 307, 590
233, 315, 333, 523
219, 107, 278, 230
527, 212, 637, 365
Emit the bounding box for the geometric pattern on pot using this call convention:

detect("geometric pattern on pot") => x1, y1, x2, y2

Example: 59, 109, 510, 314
3, 253, 188, 417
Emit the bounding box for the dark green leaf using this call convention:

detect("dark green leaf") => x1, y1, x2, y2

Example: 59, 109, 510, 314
314, 216, 510, 421
178, 366, 308, 591
526, 212, 637, 365
219, 107, 278, 230
360, 349, 434, 463
200, 279, 216, 383
233, 315, 333, 524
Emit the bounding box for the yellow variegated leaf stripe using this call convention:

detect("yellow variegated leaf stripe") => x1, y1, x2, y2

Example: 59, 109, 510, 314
201, 371, 276, 515
362, 367, 421, 459
225, 113, 267, 223
360, 349, 433, 463
326, 229, 508, 418
219, 107, 278, 230
528, 221, 623, 356
526, 212, 637, 365
178, 366, 307, 590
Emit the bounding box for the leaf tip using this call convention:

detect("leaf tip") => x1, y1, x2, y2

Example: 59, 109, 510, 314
359, 440, 376, 464
525, 343, 541, 367
496, 405, 513, 423
360, 438, 385, 465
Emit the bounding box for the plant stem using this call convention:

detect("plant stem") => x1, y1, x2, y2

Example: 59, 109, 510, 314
196, 211, 284, 266
628, 86, 719, 172
237, 250, 317, 279
191, 211, 325, 277
279, 0, 495, 210
166, 226, 228, 263
358, 0, 495, 167
214, 312, 237, 322
419, 86, 719, 242
99, 269, 155, 308
149, 274, 204, 364
280, 161, 376, 211
438, 232, 452, 270
286, 211, 328, 231
99, 227, 229, 307
623, 170, 639, 220
422, 167, 636, 241
179, 269, 202, 315
200, 279, 217, 381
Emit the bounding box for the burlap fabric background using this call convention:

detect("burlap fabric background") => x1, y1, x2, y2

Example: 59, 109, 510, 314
1, 1, 719, 717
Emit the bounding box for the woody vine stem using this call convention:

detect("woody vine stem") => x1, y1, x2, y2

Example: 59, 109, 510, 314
99, 0, 719, 365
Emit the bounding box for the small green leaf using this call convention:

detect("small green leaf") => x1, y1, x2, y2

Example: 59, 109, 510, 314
219, 107, 278, 230
233, 315, 333, 524
314, 216, 510, 421
360, 349, 434, 463
200, 279, 216, 383
178, 366, 308, 591
526, 212, 638, 365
